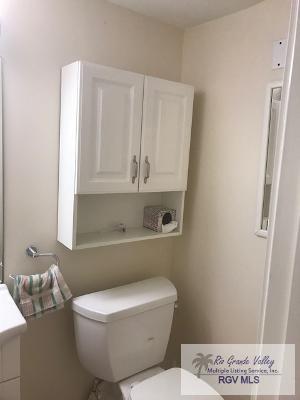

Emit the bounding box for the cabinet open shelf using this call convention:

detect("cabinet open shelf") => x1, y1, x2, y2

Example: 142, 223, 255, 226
76, 227, 181, 249
59, 191, 185, 250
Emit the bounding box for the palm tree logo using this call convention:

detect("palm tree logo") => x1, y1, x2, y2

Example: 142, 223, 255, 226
192, 353, 214, 378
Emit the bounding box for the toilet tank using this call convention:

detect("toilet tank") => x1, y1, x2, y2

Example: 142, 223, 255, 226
72, 277, 177, 382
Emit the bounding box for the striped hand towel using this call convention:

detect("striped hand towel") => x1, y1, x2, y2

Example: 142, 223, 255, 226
13, 265, 72, 319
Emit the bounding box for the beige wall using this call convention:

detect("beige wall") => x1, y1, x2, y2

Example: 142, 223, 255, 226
1, 1, 183, 399
171, 0, 291, 352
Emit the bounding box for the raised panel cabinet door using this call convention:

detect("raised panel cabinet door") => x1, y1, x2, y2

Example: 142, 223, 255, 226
139, 76, 194, 192
0, 378, 20, 400
77, 63, 144, 193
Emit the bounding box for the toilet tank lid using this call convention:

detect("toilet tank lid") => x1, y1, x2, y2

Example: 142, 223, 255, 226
72, 277, 177, 323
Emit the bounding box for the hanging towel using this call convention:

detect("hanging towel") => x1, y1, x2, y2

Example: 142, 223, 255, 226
13, 265, 72, 320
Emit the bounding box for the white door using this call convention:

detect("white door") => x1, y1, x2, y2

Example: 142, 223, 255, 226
139, 76, 194, 192
77, 63, 144, 193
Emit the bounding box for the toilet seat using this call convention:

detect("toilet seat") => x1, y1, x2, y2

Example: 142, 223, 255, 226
130, 368, 223, 400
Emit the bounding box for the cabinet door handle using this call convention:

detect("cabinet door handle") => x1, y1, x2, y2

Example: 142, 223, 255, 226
132, 155, 138, 184
144, 156, 151, 184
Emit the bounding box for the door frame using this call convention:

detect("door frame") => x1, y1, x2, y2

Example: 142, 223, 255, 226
254, 0, 300, 399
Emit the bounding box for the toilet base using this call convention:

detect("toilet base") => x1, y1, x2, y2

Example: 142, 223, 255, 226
88, 379, 123, 400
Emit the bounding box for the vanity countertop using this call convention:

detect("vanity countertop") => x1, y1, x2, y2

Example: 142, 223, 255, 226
0, 284, 26, 345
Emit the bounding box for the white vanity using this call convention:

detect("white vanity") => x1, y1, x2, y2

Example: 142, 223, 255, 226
0, 284, 27, 400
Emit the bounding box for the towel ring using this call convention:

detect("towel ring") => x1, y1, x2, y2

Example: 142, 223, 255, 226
9, 246, 60, 280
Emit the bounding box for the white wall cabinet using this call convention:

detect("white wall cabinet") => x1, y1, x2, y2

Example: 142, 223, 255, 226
58, 61, 194, 249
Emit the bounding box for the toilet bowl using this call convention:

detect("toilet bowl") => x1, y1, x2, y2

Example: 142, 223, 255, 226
118, 366, 163, 399
72, 277, 223, 399
120, 367, 222, 400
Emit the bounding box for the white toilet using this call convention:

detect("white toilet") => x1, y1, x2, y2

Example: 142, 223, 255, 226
72, 277, 223, 399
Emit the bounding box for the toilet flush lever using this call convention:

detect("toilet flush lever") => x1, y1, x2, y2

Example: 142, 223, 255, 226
174, 301, 179, 310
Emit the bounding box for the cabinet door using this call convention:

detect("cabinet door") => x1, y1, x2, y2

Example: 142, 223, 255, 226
77, 63, 144, 193
139, 77, 194, 192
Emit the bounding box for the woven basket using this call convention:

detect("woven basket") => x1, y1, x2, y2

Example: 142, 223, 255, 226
143, 206, 176, 233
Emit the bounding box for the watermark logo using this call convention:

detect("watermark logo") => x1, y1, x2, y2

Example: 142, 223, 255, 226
192, 353, 213, 378
181, 344, 295, 396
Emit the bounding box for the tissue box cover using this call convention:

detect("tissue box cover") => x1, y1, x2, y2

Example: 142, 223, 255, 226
143, 206, 176, 233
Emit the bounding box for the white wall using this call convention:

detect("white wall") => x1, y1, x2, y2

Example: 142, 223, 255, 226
171, 0, 291, 350
0, 1, 183, 399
